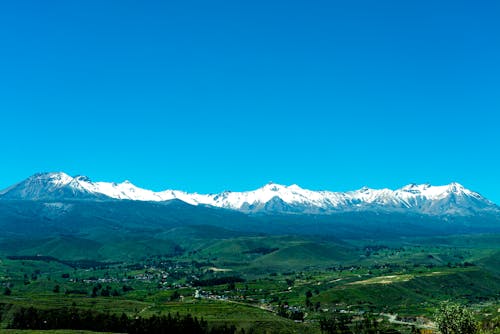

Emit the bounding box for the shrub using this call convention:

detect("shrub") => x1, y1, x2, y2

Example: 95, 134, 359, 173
434, 302, 478, 334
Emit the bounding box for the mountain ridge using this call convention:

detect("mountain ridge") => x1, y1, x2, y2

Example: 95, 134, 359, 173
0, 172, 498, 216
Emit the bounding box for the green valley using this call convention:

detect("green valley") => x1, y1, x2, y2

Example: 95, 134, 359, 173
1, 231, 499, 333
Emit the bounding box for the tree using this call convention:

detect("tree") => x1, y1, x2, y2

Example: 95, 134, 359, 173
319, 313, 352, 334
122, 285, 134, 292
434, 302, 478, 334
305, 298, 312, 309
170, 290, 181, 301
354, 315, 379, 334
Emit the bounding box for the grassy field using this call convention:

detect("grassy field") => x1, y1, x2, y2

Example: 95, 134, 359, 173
1, 233, 500, 333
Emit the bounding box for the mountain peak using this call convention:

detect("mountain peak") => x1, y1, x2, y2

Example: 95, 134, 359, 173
31, 171, 72, 180
260, 182, 286, 192
28, 172, 74, 187
400, 183, 431, 191
74, 175, 92, 183
287, 184, 303, 191
447, 182, 466, 192
0, 172, 496, 216
358, 186, 372, 193
1, 172, 97, 200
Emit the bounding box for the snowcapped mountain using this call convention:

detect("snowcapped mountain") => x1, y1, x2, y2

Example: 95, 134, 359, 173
0, 172, 497, 216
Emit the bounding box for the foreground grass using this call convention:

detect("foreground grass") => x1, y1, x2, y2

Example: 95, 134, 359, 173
0, 296, 319, 334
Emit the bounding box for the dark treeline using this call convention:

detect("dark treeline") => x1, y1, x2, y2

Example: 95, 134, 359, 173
7, 255, 59, 262
193, 276, 245, 287
7, 255, 120, 269
10, 306, 239, 334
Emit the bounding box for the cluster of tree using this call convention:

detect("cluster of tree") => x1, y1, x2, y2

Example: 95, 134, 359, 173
363, 245, 391, 256
319, 313, 400, 334
60, 259, 121, 269
126, 263, 146, 270
363, 245, 391, 252
321, 303, 481, 334
91, 283, 120, 297
277, 303, 304, 321
319, 313, 353, 333
170, 290, 182, 301
446, 262, 476, 268
304, 290, 321, 311
434, 302, 478, 334
7, 255, 59, 262
7, 255, 119, 269
193, 276, 245, 287
9, 306, 239, 333
122, 284, 134, 292
21, 271, 42, 284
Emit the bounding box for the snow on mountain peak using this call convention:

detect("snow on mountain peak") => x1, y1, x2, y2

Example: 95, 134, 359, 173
0, 173, 496, 216
32, 172, 73, 184
261, 182, 286, 192
447, 182, 466, 193
357, 186, 372, 193
400, 183, 432, 192
287, 184, 304, 191
74, 175, 92, 183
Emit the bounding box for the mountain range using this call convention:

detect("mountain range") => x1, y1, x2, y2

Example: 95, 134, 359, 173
1, 172, 498, 216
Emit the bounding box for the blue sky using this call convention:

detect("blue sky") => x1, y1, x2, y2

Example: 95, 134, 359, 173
0, 1, 499, 202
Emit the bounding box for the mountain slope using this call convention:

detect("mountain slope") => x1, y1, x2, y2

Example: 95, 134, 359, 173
0, 172, 498, 216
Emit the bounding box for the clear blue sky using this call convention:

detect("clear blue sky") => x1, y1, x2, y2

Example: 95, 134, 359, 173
0, 1, 498, 203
